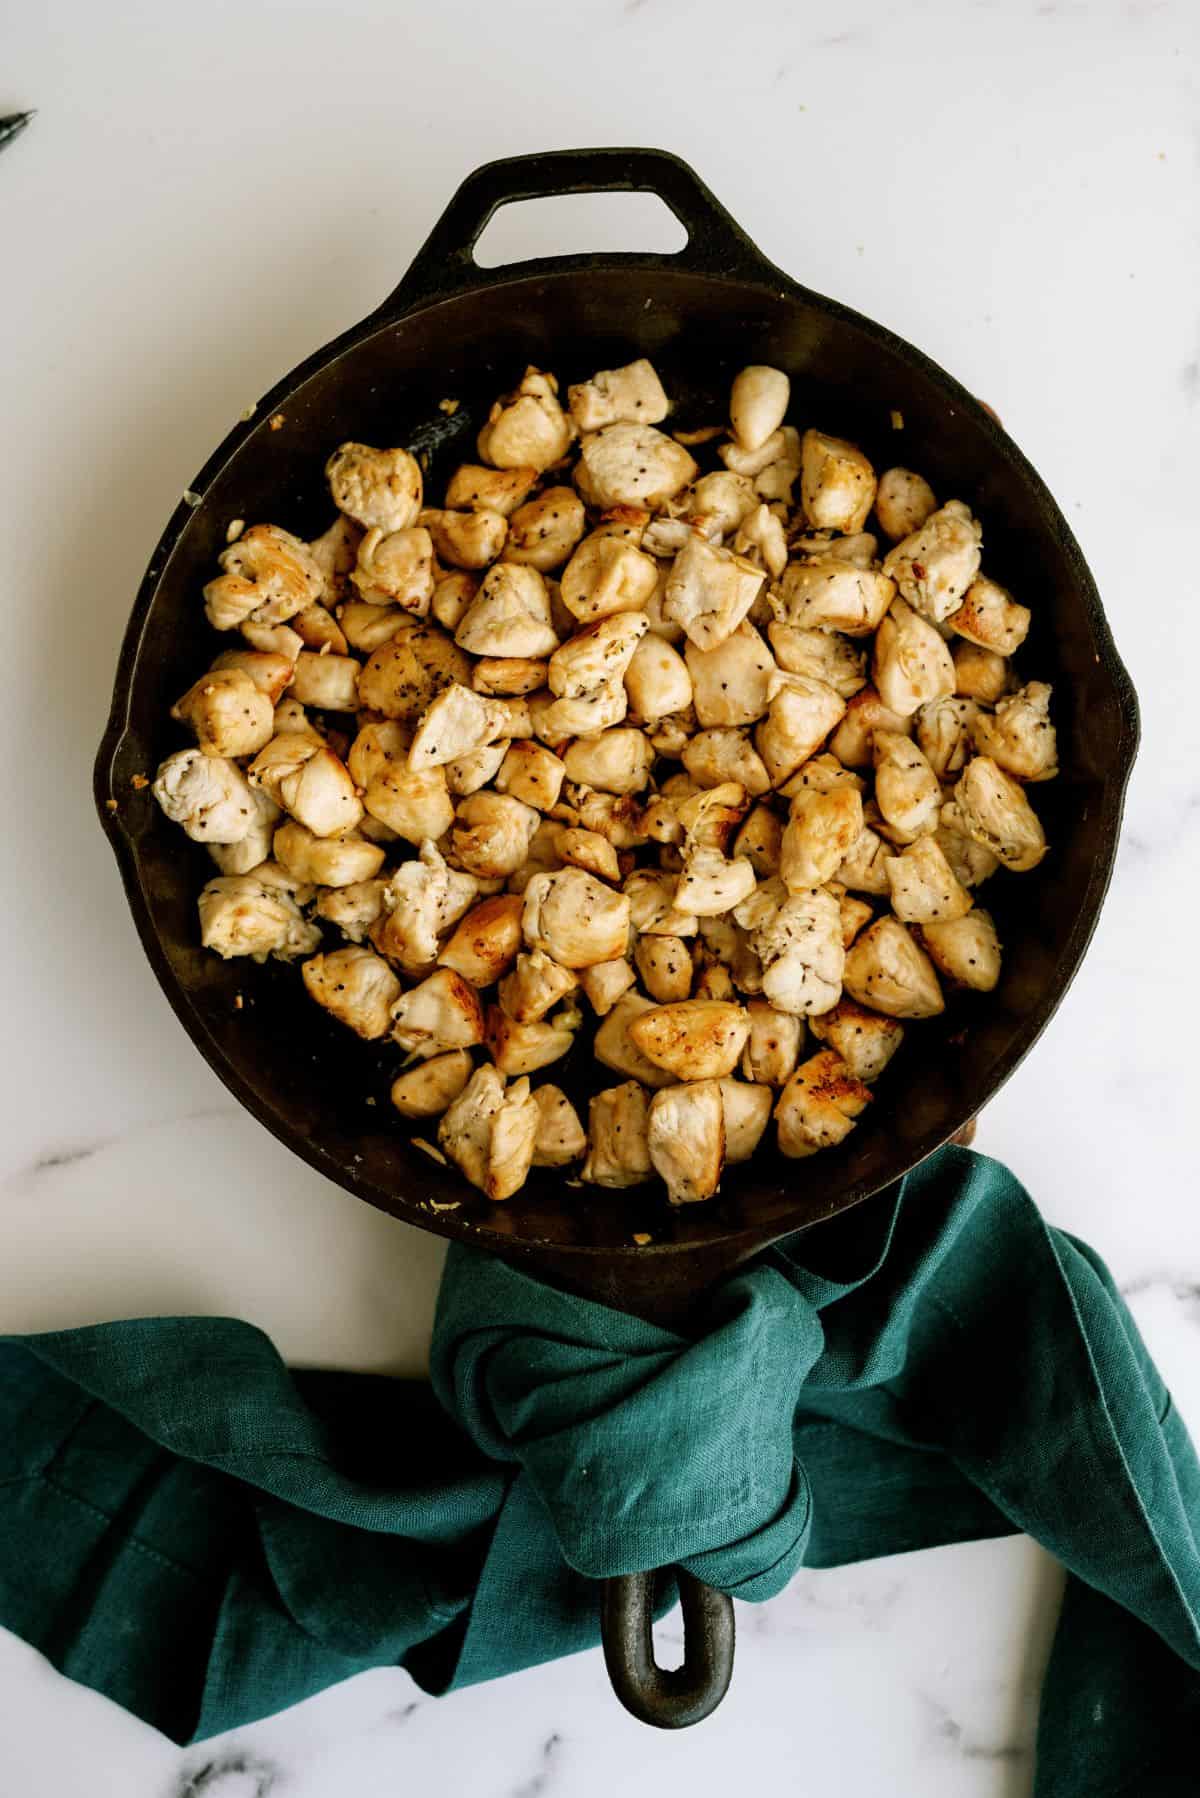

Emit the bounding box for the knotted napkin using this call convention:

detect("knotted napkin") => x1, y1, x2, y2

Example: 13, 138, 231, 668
1, 1147, 1197, 1794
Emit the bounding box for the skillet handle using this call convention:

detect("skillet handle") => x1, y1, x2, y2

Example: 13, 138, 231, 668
600, 1569, 735, 1729
380, 146, 773, 315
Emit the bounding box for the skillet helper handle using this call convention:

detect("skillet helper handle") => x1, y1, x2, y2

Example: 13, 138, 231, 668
600, 1569, 735, 1729
381, 146, 770, 314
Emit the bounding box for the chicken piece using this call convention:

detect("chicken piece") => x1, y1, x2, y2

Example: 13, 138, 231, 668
373, 842, 478, 971
834, 824, 892, 895
684, 621, 777, 728
506, 818, 566, 895
835, 891, 873, 948
521, 867, 632, 967
733, 502, 789, 580
274, 697, 327, 740
885, 835, 974, 924
391, 968, 485, 1060
920, 908, 1002, 992
562, 728, 655, 796
451, 791, 541, 879
438, 894, 525, 985
364, 765, 455, 845
550, 613, 650, 702
273, 820, 386, 888
734, 879, 844, 1016
498, 949, 578, 1023
531, 679, 629, 744
530, 1083, 587, 1166
623, 634, 693, 725
445, 464, 538, 518
740, 998, 803, 1086
756, 674, 847, 786
693, 961, 734, 1000
779, 751, 867, 799
351, 525, 435, 610
443, 741, 508, 798
953, 639, 1012, 704
210, 649, 295, 705
663, 536, 765, 653
674, 782, 750, 855
358, 624, 472, 724
970, 682, 1057, 782
732, 804, 783, 877
203, 524, 324, 632
407, 684, 512, 770
647, 708, 696, 757
873, 732, 941, 840
800, 430, 877, 534
347, 717, 414, 790
719, 424, 797, 480
728, 365, 790, 453
307, 513, 363, 604
502, 487, 587, 571
935, 802, 1001, 889
809, 998, 904, 1084
153, 749, 258, 843
453, 562, 559, 659
915, 695, 980, 780
678, 729, 770, 798
430, 571, 480, 634
578, 957, 638, 1017
277, 746, 363, 838
770, 559, 896, 638
292, 604, 350, 655
171, 668, 275, 758
438, 1065, 540, 1201
775, 1050, 872, 1157
315, 877, 388, 944
477, 367, 572, 471
699, 913, 764, 996
568, 358, 669, 432
647, 1081, 725, 1205
684, 471, 759, 536
420, 507, 508, 572
767, 624, 867, 701
556, 533, 657, 626
326, 443, 422, 533
556, 827, 621, 883
871, 597, 956, 717
719, 1079, 774, 1162
487, 994, 581, 1074
569, 789, 649, 849
875, 467, 938, 542
197, 871, 321, 962
674, 846, 757, 917
843, 917, 944, 1018
627, 1000, 750, 1081
593, 994, 676, 1087
472, 657, 548, 697
207, 783, 281, 875
624, 869, 698, 937
301, 945, 402, 1040
575, 422, 697, 511
240, 619, 305, 659
582, 1082, 654, 1187
632, 935, 691, 1004
781, 787, 865, 891
338, 601, 410, 654
288, 651, 361, 712
390, 1049, 475, 1120
953, 757, 1047, 871
947, 575, 1031, 655
494, 740, 566, 812
827, 686, 913, 769
882, 500, 982, 624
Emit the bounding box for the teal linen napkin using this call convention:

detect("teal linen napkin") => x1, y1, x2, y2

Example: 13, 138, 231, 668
1, 1147, 1197, 1792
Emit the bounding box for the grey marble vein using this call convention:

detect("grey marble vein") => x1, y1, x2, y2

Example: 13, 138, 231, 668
174, 1752, 280, 1797
511, 1732, 563, 1798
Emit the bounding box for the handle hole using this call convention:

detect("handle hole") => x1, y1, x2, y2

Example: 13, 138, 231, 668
473, 192, 688, 268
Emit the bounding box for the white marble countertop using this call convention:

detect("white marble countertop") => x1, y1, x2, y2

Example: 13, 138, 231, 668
2, 1, 1197, 1791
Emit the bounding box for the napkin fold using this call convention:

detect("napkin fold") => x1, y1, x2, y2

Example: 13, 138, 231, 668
1, 1147, 1197, 1793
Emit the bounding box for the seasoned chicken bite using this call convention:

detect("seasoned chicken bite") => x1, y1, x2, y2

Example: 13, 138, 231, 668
947, 575, 1031, 655
569, 358, 669, 431
358, 624, 472, 724
833, 885, 872, 947
582, 1081, 654, 1187
207, 783, 281, 875
522, 867, 632, 967
564, 728, 655, 795
438, 894, 525, 985
916, 694, 980, 779
953, 757, 1047, 871
969, 682, 1057, 782
675, 846, 757, 917
301, 945, 402, 1040
438, 1065, 539, 1200
733, 502, 789, 580
172, 668, 275, 758
734, 879, 844, 1016
492, 740, 564, 812
685, 621, 777, 728
664, 536, 765, 652
274, 820, 386, 888
371, 842, 477, 971
719, 423, 798, 480
277, 746, 363, 838
351, 525, 435, 609
730, 365, 790, 453
740, 998, 803, 1086
498, 949, 578, 1022
339, 602, 410, 654
755, 674, 847, 786
920, 908, 1002, 991
873, 732, 941, 840
503, 487, 587, 571
478, 367, 572, 471
781, 787, 865, 892
882, 501, 982, 624
593, 993, 675, 1087
775, 1050, 872, 1157
875, 467, 938, 542
452, 791, 541, 879
648, 1080, 725, 1205
674, 782, 750, 854
486, 1000, 580, 1075
240, 619, 305, 659
390, 1049, 475, 1119
445, 463, 538, 518
472, 657, 548, 697
828, 686, 913, 769
293, 603, 350, 655
733, 804, 783, 877
767, 624, 866, 700
210, 649, 295, 705
453, 562, 559, 658
531, 680, 629, 745
288, 651, 361, 713
198, 872, 322, 962
682, 728, 773, 797
633, 935, 692, 1003
445, 741, 509, 797
576, 422, 697, 511
843, 917, 944, 1018
781, 751, 866, 799
153, 749, 258, 843
628, 999, 751, 1080
315, 877, 388, 943
570, 789, 649, 849
327, 443, 422, 533
719, 1079, 774, 1161
935, 801, 1001, 888
624, 868, 698, 937
550, 614, 649, 704
364, 764, 455, 845
800, 430, 876, 534
834, 823, 892, 895
885, 835, 973, 923
683, 470, 759, 536
624, 634, 693, 723
871, 597, 956, 717
770, 559, 896, 638
809, 999, 904, 1084
203, 524, 324, 632
558, 533, 658, 625
578, 956, 638, 1017
530, 1083, 587, 1166
391, 967, 485, 1060
409, 683, 514, 770
555, 827, 621, 883
953, 639, 1012, 704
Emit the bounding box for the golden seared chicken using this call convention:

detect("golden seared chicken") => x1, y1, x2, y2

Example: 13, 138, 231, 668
363, 764, 455, 845
756, 674, 847, 785
915, 695, 980, 780
555, 826, 621, 883
872, 732, 942, 840
768, 623, 866, 700
648, 1080, 726, 1205
781, 787, 865, 891
531, 680, 629, 743
495, 740, 566, 811
684, 470, 758, 536
634, 934, 694, 1003
624, 633, 693, 723
486, 1000, 580, 1076
800, 430, 877, 534
770, 559, 895, 638
582, 1081, 654, 1187
452, 791, 542, 879
276, 748, 363, 838
198, 872, 322, 962
969, 682, 1057, 782
390, 1049, 474, 1119
455, 563, 560, 657
575, 422, 697, 511
733, 502, 789, 579
593, 993, 675, 1086
578, 956, 638, 1016
921, 908, 1002, 992
875, 468, 937, 542
210, 648, 296, 704
953, 640, 1012, 704
171, 669, 275, 759
391, 968, 486, 1060
352, 525, 436, 607
624, 869, 698, 937
828, 686, 912, 769
273, 820, 386, 888
947, 575, 1031, 655
478, 367, 572, 471
203, 524, 324, 632
882, 501, 982, 624
730, 365, 790, 453
834, 823, 892, 895
551, 612, 648, 696
522, 867, 632, 967
682, 728, 773, 796
954, 756, 1047, 871
498, 949, 578, 1023
357, 624, 472, 722
843, 918, 944, 1018
809, 999, 904, 1084
718, 1079, 774, 1161
564, 728, 655, 795
445, 464, 538, 517
445, 740, 510, 797
301, 945, 402, 1039
664, 537, 765, 652
884, 835, 973, 924
326, 443, 423, 533
531, 1084, 587, 1166
438, 894, 526, 986
740, 999, 803, 1086
775, 1050, 872, 1157
871, 598, 956, 717
315, 878, 389, 944
734, 879, 844, 1016
420, 508, 508, 571
675, 846, 757, 918
569, 358, 669, 431
686, 621, 778, 727
935, 804, 1001, 889
208, 784, 281, 876
408, 684, 514, 770
559, 534, 658, 624
153, 749, 259, 843
627, 998, 751, 1080
504, 487, 587, 570
733, 805, 783, 877
438, 1065, 539, 1200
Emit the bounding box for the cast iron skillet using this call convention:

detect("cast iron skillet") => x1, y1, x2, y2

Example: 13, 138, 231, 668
95, 148, 1138, 1729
